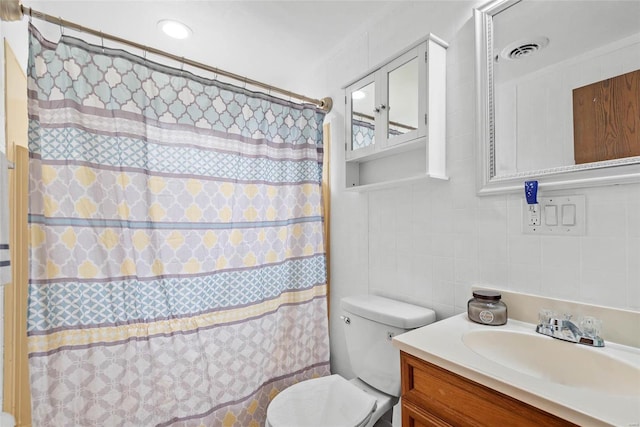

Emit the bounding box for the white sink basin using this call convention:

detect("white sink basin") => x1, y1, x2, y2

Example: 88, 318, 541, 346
462, 329, 640, 396
394, 313, 640, 426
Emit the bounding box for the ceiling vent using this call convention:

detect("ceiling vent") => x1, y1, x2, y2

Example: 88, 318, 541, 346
500, 36, 549, 61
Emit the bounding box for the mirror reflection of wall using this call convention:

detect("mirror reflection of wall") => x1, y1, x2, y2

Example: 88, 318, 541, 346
493, 0, 640, 177
352, 81, 375, 151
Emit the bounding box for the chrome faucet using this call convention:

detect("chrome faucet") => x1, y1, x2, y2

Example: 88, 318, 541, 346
536, 310, 604, 347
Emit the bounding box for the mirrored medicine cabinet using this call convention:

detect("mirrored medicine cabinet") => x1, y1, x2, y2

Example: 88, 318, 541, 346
344, 34, 448, 191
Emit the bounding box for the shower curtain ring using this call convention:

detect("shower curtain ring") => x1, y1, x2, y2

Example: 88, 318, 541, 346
58, 17, 64, 36
180, 57, 185, 75
100, 31, 105, 53
28, 7, 32, 23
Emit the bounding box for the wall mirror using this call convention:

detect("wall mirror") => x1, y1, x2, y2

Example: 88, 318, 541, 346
475, 0, 640, 194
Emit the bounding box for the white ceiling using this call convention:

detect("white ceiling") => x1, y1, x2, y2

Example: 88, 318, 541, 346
19, 1, 640, 104
23, 1, 402, 99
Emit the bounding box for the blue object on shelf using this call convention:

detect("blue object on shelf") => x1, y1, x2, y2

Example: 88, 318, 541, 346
524, 180, 538, 204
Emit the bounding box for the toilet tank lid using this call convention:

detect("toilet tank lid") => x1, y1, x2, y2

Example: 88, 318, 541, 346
341, 295, 436, 329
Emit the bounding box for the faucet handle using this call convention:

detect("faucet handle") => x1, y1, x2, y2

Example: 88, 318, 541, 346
538, 308, 554, 325
580, 316, 602, 338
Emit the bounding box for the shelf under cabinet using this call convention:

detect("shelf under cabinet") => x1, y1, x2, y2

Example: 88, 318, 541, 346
345, 140, 448, 191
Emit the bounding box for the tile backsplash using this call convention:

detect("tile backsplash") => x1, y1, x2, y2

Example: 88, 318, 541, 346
367, 182, 640, 318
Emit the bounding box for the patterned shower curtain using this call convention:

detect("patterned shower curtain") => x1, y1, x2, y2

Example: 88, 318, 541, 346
26, 25, 330, 426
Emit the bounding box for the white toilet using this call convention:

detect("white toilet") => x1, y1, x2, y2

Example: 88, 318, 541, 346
266, 294, 436, 427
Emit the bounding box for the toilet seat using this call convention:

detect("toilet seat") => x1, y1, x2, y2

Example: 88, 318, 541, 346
266, 375, 377, 427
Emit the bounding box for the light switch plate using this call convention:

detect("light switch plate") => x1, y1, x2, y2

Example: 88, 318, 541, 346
544, 204, 558, 226
523, 195, 585, 235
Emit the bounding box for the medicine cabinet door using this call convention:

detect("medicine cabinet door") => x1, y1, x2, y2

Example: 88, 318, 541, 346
346, 73, 379, 160
384, 45, 425, 149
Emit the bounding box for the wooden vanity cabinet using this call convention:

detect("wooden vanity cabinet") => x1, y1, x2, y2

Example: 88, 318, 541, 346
400, 351, 577, 427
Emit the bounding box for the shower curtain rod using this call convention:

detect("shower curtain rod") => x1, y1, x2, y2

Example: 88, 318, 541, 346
2, 3, 333, 112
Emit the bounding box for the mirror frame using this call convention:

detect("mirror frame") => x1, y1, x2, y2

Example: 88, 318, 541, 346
475, 0, 640, 195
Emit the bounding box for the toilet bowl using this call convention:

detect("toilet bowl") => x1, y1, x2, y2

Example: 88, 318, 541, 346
265, 295, 436, 427
266, 375, 385, 427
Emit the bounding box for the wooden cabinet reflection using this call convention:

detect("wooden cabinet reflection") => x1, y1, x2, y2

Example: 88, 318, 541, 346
573, 69, 640, 164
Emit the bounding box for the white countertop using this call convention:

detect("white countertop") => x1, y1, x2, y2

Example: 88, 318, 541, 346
392, 313, 640, 426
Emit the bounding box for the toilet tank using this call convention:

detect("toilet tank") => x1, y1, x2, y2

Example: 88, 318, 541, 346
340, 295, 436, 397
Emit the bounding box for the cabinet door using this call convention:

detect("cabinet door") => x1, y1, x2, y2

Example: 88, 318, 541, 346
346, 73, 379, 160
401, 352, 577, 427
402, 400, 452, 427
383, 45, 426, 149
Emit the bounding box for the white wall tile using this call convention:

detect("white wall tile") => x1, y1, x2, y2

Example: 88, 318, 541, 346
430, 180, 454, 210
580, 266, 626, 307
454, 234, 478, 260
455, 257, 478, 285
452, 208, 477, 235
580, 238, 627, 306
431, 303, 456, 321
627, 201, 640, 238
587, 202, 627, 238
506, 197, 523, 236
451, 174, 477, 211
397, 230, 414, 255
628, 239, 640, 310
412, 232, 432, 257
477, 194, 507, 211
431, 234, 455, 258
508, 263, 542, 294
431, 206, 455, 234
580, 184, 634, 203
433, 256, 455, 283
541, 264, 580, 300
478, 262, 508, 288
541, 236, 581, 267
433, 279, 455, 307
446, 108, 475, 139
508, 236, 542, 265
478, 232, 508, 264
581, 237, 627, 272
396, 251, 415, 296
410, 183, 433, 230
410, 255, 433, 299
454, 282, 473, 310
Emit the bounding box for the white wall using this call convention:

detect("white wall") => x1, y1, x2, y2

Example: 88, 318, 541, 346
314, 2, 640, 378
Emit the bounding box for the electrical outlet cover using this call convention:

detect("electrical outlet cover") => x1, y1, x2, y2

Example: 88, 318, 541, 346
523, 196, 585, 236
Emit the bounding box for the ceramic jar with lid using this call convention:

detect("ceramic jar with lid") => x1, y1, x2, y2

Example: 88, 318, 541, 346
467, 290, 507, 326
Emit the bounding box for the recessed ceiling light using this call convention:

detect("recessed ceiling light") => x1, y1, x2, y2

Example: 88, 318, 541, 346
158, 19, 192, 40
352, 90, 366, 100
